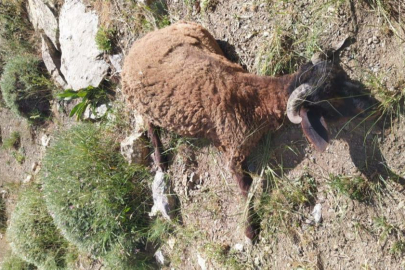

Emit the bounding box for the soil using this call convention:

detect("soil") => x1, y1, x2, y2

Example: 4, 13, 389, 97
1, 0, 405, 269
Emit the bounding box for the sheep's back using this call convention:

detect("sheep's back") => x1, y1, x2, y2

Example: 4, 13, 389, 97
122, 22, 247, 142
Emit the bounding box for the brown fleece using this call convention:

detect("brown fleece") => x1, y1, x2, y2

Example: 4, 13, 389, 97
122, 21, 297, 172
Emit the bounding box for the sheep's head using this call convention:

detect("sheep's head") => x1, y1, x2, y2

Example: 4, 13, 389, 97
286, 60, 380, 152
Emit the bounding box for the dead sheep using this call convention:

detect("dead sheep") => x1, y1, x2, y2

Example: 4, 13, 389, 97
122, 21, 378, 239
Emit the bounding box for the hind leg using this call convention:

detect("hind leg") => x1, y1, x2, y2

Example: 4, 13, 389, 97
148, 123, 168, 171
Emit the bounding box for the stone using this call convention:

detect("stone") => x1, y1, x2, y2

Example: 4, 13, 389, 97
41, 36, 68, 88
83, 104, 109, 120
59, 0, 109, 90
109, 54, 123, 74
312, 203, 322, 224
120, 132, 148, 165
41, 134, 51, 147
27, 0, 59, 48
149, 170, 174, 220
197, 253, 207, 270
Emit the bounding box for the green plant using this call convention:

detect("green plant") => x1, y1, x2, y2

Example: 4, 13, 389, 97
373, 216, 399, 241
12, 149, 25, 164
329, 174, 372, 203
203, 243, 244, 270
6, 184, 74, 270
95, 27, 115, 52
41, 123, 154, 269
57, 86, 109, 120
0, 55, 52, 122
2, 131, 21, 150
258, 171, 317, 237
0, 251, 37, 270
391, 240, 405, 256
0, 195, 6, 233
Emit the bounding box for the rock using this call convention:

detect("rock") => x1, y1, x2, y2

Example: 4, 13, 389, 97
41, 134, 51, 147
149, 170, 174, 220
197, 253, 207, 270
59, 0, 109, 90
109, 54, 123, 74
41, 36, 68, 88
154, 249, 166, 265
83, 104, 109, 120
27, 0, 59, 48
312, 203, 322, 224
168, 237, 176, 249
24, 175, 33, 183
120, 132, 148, 165
234, 243, 244, 252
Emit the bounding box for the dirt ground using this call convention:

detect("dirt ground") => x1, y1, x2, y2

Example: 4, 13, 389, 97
1, 0, 405, 269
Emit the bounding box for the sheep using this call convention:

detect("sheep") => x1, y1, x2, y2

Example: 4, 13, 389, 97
121, 21, 378, 239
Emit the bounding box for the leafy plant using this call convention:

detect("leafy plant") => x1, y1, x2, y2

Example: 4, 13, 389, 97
0, 55, 52, 122
57, 86, 109, 120
6, 184, 74, 270
41, 123, 154, 269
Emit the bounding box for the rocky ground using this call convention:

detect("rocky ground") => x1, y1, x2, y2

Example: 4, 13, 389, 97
1, 0, 405, 269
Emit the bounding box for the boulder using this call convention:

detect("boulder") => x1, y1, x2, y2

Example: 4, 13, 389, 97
41, 35, 68, 88
27, 0, 59, 48
59, 0, 109, 90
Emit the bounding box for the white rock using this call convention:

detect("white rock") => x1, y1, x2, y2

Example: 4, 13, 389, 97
24, 175, 33, 183
312, 203, 322, 224
197, 253, 207, 270
59, 0, 109, 90
41, 134, 51, 147
109, 54, 123, 74
154, 249, 165, 265
149, 170, 173, 220
234, 243, 244, 252
168, 237, 176, 249
41, 36, 68, 88
120, 132, 148, 164
83, 104, 109, 120
28, 0, 59, 48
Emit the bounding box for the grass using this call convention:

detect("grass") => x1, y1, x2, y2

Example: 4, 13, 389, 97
0, 195, 6, 233
95, 27, 115, 52
0, 55, 53, 122
257, 170, 317, 238
328, 174, 373, 203
2, 131, 21, 150
6, 184, 75, 270
0, 251, 37, 270
203, 243, 245, 270
41, 123, 155, 269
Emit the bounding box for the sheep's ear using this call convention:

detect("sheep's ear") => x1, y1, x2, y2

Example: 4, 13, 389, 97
300, 108, 329, 152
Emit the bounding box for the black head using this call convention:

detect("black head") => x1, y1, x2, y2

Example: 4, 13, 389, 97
286, 60, 380, 151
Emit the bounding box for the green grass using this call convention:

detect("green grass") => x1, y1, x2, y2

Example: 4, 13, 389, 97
0, 251, 37, 270
0, 195, 6, 233
41, 123, 155, 269
257, 170, 317, 237
95, 27, 115, 52
6, 184, 75, 270
0, 55, 53, 122
328, 174, 373, 203
2, 131, 21, 150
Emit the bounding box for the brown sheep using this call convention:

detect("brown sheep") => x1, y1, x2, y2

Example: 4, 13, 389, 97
122, 21, 379, 239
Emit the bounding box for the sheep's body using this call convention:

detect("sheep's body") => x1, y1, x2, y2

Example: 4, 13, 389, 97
122, 22, 293, 166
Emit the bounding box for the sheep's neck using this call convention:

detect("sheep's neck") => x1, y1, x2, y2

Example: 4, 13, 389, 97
236, 73, 295, 126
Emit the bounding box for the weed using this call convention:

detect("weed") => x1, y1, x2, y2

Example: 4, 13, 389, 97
2, 131, 21, 150
203, 243, 245, 270
57, 86, 109, 120
95, 27, 115, 52
328, 174, 372, 203
6, 184, 75, 269
0, 55, 53, 122
11, 149, 25, 164
373, 216, 399, 241
41, 123, 154, 269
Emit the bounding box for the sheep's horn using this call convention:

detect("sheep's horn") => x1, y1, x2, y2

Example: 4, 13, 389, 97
287, 83, 312, 124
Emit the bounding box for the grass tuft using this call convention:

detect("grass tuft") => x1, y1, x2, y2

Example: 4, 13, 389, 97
328, 174, 373, 203
0, 55, 53, 122
6, 184, 74, 270
95, 27, 115, 52
2, 131, 21, 150
0, 195, 6, 233
0, 251, 37, 270
41, 123, 155, 269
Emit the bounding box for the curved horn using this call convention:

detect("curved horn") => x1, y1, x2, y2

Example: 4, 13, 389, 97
287, 83, 312, 124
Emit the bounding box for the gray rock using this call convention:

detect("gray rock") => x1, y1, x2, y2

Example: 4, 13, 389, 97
28, 0, 59, 48
150, 170, 174, 220
41, 36, 68, 88
109, 54, 123, 74
59, 0, 109, 90
83, 104, 109, 120
120, 131, 148, 165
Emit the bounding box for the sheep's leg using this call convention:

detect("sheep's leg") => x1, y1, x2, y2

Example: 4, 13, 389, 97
148, 123, 168, 171
230, 160, 261, 240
